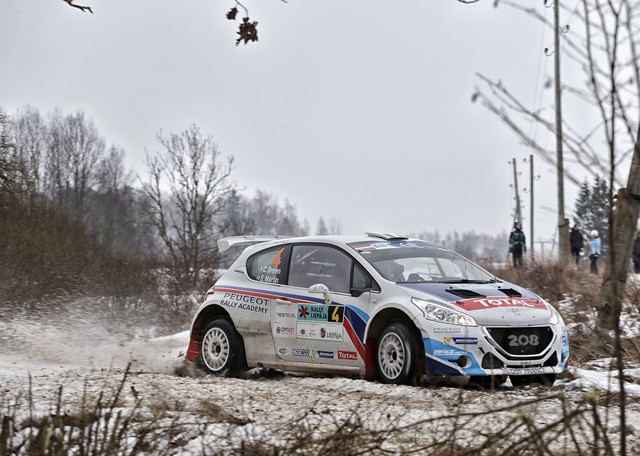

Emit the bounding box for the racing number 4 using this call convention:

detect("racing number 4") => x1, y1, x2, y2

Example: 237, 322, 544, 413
329, 305, 344, 323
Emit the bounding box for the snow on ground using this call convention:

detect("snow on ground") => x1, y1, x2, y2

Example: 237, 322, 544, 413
2, 315, 640, 454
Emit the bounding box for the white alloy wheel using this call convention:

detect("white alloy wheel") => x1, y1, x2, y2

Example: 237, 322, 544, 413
378, 331, 407, 381
202, 326, 231, 372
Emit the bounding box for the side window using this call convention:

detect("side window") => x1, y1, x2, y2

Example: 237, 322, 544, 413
247, 246, 290, 284
289, 245, 352, 293
352, 264, 368, 290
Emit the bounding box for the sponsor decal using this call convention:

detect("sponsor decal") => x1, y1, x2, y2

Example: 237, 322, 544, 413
433, 349, 462, 355
349, 241, 429, 251
432, 327, 463, 335
257, 248, 284, 284
292, 348, 310, 357
276, 311, 296, 319
444, 336, 477, 345
275, 326, 295, 338
220, 292, 269, 314
312, 349, 335, 359
297, 304, 344, 323
297, 322, 344, 342
277, 347, 288, 355
452, 297, 547, 312
452, 337, 478, 345
503, 367, 545, 376
338, 350, 358, 360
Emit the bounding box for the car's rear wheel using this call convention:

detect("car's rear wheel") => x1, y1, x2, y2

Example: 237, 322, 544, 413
200, 318, 246, 376
376, 321, 422, 385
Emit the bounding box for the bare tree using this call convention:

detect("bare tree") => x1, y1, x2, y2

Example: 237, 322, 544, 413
0, 109, 19, 199
141, 125, 236, 288
9, 106, 46, 198
43, 109, 105, 221
470, 2, 640, 453
471, 0, 640, 303
90, 145, 142, 254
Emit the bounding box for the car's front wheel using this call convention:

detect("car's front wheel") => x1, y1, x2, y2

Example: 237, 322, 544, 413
200, 318, 246, 376
376, 320, 423, 385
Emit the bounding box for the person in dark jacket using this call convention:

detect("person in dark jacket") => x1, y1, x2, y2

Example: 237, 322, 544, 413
569, 225, 584, 266
589, 230, 601, 274
509, 221, 526, 268
633, 232, 640, 274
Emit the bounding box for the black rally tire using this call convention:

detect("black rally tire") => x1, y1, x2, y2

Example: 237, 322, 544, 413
376, 320, 423, 385
200, 318, 247, 376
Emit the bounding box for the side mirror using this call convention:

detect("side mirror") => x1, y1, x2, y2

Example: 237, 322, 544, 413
308, 283, 332, 305
350, 287, 367, 298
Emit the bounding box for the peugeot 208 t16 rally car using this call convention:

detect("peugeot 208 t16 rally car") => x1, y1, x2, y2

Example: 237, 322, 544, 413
185, 233, 569, 386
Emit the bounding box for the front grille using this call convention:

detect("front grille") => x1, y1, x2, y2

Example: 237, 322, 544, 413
486, 326, 553, 356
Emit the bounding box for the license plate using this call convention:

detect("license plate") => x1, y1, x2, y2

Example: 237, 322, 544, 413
503, 367, 545, 376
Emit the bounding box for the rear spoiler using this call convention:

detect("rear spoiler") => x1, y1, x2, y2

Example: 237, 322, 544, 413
217, 235, 292, 252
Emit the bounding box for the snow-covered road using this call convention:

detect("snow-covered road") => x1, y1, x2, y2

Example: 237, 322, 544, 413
2, 319, 640, 454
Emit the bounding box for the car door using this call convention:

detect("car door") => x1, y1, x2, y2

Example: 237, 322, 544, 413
271, 244, 375, 368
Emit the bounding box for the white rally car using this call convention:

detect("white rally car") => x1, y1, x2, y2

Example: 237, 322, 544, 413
185, 233, 569, 386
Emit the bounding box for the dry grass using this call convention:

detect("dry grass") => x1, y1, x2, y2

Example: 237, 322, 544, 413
1, 372, 635, 455
487, 259, 640, 367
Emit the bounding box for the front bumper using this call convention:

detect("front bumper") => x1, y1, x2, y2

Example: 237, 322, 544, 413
421, 324, 569, 377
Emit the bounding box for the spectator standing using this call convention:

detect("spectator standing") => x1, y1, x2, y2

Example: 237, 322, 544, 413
633, 232, 640, 274
509, 221, 526, 268
569, 225, 584, 266
589, 230, 601, 274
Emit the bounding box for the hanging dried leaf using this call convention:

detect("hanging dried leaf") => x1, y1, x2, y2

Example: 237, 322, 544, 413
236, 17, 258, 46
226, 7, 238, 21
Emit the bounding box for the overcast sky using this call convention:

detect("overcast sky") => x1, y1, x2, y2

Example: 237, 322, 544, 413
1, 0, 602, 249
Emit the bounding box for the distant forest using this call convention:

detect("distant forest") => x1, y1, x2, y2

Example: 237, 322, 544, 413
0, 106, 512, 327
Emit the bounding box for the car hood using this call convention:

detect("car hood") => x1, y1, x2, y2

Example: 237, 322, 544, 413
398, 282, 553, 326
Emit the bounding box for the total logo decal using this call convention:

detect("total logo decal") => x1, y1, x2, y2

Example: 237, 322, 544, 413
338, 351, 358, 360
452, 297, 546, 311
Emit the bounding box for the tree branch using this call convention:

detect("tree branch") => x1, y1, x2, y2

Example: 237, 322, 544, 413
62, 0, 93, 14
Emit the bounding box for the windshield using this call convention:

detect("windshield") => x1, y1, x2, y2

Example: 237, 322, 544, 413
348, 240, 497, 284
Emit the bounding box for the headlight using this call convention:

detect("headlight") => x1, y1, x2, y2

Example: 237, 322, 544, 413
412, 298, 478, 327
549, 307, 563, 325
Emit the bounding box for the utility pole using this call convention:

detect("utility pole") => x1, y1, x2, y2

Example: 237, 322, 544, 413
530, 154, 534, 261
512, 158, 522, 224
553, 0, 569, 265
